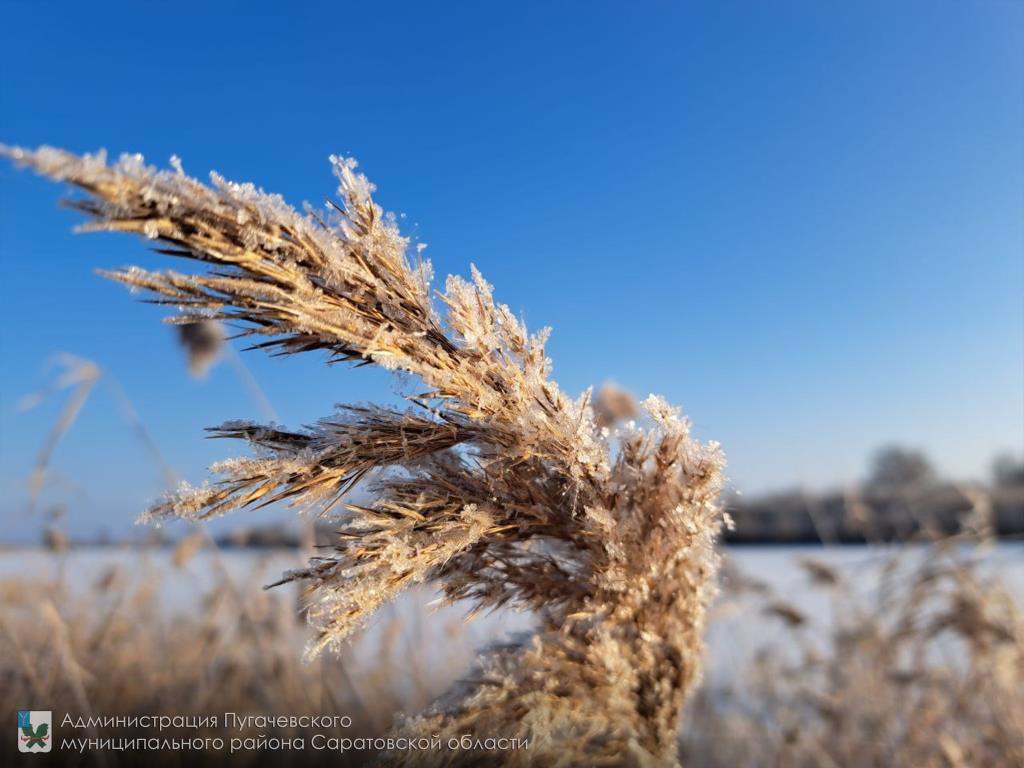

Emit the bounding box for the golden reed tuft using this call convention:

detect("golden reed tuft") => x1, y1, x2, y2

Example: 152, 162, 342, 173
4, 145, 727, 766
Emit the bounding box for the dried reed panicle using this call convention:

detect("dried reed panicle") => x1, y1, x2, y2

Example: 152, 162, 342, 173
593, 382, 638, 429
684, 538, 1024, 768
178, 320, 225, 378
4, 145, 727, 766
0, 560, 464, 768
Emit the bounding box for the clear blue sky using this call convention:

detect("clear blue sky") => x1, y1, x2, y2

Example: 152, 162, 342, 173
1, 1, 1021, 539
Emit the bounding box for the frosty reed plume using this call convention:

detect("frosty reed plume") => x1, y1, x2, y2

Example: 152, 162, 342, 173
4, 145, 727, 767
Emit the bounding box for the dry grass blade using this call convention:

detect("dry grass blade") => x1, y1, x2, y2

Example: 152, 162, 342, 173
20, 354, 100, 512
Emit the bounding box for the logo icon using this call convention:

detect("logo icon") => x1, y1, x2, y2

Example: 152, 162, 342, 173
18, 711, 52, 753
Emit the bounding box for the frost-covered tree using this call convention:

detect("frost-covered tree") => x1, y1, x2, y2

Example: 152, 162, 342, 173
867, 445, 936, 490
992, 453, 1024, 489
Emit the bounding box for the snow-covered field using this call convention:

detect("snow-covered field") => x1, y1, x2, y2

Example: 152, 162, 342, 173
3, 542, 1019, 685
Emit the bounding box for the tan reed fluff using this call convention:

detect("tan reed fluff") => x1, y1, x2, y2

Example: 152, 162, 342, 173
593, 382, 639, 430
0, 559, 455, 768
178, 319, 226, 378
3, 145, 727, 767
683, 536, 1024, 768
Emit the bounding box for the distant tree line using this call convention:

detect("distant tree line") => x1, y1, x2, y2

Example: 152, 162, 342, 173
726, 446, 1024, 544
867, 445, 1024, 491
